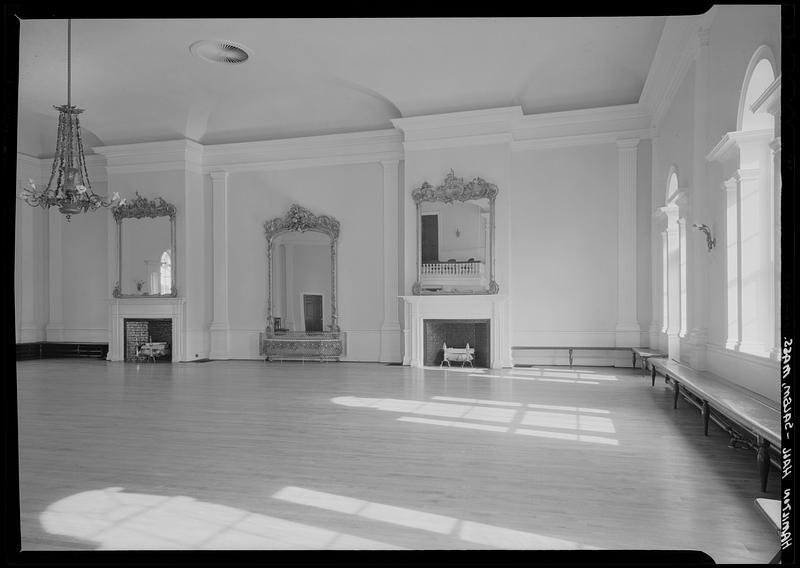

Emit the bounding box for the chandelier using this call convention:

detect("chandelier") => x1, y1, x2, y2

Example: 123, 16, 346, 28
18, 19, 119, 221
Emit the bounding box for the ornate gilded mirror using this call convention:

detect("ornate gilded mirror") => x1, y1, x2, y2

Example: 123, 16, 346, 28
261, 204, 344, 361
412, 170, 498, 295
112, 193, 177, 298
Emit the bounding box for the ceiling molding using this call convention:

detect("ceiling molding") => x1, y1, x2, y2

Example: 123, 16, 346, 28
403, 133, 513, 152
202, 129, 403, 172
391, 107, 523, 143
16, 152, 108, 184
512, 103, 652, 150
93, 140, 205, 175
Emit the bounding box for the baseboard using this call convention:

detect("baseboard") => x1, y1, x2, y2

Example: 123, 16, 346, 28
16, 342, 109, 361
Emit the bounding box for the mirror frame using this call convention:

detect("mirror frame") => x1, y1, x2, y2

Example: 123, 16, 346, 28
412, 170, 499, 295
111, 193, 177, 298
264, 204, 340, 333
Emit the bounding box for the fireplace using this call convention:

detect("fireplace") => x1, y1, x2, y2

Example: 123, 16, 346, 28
124, 318, 172, 362
424, 319, 490, 367
400, 295, 510, 369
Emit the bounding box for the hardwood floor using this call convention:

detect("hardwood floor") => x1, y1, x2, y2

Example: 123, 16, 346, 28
14, 360, 782, 562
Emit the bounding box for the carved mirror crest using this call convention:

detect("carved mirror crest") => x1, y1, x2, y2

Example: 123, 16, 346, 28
412, 170, 498, 295
264, 204, 340, 334
111, 192, 177, 298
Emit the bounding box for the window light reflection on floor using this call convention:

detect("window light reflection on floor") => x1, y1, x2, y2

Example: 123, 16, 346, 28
39, 487, 404, 550
331, 396, 619, 446
272, 486, 600, 550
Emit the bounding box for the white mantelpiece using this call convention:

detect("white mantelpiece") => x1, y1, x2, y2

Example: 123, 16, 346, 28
400, 295, 511, 368
108, 297, 186, 362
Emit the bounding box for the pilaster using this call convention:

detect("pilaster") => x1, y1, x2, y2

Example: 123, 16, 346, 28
209, 170, 231, 359
379, 160, 402, 362
615, 138, 641, 346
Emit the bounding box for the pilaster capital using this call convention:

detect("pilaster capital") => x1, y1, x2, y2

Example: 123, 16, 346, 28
616, 138, 640, 150
210, 170, 229, 184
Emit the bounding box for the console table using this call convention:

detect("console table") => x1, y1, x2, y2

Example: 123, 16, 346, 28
260, 332, 344, 362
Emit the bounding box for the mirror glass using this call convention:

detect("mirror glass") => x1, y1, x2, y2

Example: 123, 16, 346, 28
120, 217, 173, 296
271, 230, 332, 333
413, 171, 498, 295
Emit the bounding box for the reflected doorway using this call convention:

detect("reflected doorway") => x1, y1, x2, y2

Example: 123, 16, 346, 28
304, 294, 323, 332
421, 214, 439, 263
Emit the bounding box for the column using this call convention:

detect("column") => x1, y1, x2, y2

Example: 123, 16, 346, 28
379, 159, 402, 362
615, 138, 641, 346
722, 175, 741, 350
46, 209, 64, 341
209, 170, 230, 359
687, 25, 711, 369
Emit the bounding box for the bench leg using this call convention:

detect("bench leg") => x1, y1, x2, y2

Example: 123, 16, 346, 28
569, 348, 573, 367
673, 380, 680, 409
758, 439, 771, 492
651, 365, 656, 387
702, 401, 710, 436
632, 351, 636, 368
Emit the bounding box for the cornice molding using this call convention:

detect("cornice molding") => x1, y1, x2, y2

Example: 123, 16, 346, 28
202, 129, 403, 172
16, 152, 108, 184
511, 104, 652, 151
93, 139, 204, 175
391, 106, 523, 137
706, 129, 773, 163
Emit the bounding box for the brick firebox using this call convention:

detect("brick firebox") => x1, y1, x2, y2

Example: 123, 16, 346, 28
423, 319, 490, 368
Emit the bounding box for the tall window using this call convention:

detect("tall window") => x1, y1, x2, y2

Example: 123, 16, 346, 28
726, 46, 777, 358
160, 250, 172, 294
659, 168, 688, 361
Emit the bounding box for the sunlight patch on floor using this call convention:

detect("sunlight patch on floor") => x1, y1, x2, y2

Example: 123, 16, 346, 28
39, 487, 404, 550
272, 486, 601, 549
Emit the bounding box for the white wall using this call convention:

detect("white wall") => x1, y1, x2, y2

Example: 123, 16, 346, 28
510, 143, 620, 347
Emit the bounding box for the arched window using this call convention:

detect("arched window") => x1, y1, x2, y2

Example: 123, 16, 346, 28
160, 250, 172, 295
724, 46, 777, 358
659, 167, 687, 361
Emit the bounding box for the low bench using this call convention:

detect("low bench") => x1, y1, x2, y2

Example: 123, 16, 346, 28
649, 357, 781, 492
632, 347, 666, 374
512, 346, 637, 367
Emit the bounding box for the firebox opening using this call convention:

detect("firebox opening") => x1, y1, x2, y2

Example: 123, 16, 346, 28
124, 318, 172, 362
423, 319, 490, 368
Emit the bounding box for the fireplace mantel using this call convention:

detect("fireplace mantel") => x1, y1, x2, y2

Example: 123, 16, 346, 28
107, 297, 186, 362
400, 295, 511, 368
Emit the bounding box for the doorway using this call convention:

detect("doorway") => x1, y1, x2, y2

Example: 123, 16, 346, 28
303, 294, 323, 332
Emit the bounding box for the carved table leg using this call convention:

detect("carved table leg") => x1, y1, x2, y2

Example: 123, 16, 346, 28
701, 401, 710, 436
651, 365, 657, 387
758, 439, 771, 492
673, 380, 680, 409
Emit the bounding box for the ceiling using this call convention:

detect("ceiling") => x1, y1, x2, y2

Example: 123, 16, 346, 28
16, 17, 667, 158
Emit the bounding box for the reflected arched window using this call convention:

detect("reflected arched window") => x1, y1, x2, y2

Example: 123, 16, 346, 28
160, 250, 172, 294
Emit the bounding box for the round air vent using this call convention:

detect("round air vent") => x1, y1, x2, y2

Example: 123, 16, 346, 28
189, 40, 251, 64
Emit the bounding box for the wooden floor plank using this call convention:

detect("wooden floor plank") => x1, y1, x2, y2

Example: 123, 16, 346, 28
15, 360, 782, 561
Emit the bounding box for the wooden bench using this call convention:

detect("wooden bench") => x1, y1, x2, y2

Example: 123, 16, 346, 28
755, 498, 782, 563
649, 357, 781, 492
512, 346, 637, 367
632, 347, 666, 375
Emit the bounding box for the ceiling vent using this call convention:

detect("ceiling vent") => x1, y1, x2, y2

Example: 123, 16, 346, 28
189, 40, 251, 64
